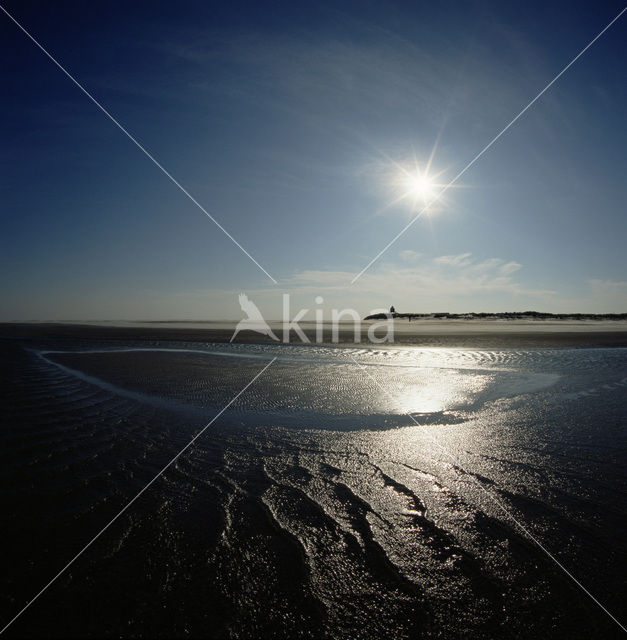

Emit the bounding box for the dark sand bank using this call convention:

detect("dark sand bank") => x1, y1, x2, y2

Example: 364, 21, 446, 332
2, 321, 627, 348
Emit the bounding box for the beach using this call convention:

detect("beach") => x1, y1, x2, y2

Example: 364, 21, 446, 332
3, 319, 627, 348
1, 323, 626, 638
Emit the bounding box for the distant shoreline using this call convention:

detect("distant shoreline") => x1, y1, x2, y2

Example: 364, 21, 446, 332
364, 311, 627, 321
3, 321, 627, 348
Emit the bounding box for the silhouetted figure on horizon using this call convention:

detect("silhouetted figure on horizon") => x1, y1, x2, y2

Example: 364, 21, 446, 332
390, 306, 395, 314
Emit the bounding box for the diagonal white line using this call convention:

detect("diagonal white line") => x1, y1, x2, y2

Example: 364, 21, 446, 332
0, 4, 278, 284
351, 6, 627, 284
0, 356, 277, 636
349, 355, 627, 633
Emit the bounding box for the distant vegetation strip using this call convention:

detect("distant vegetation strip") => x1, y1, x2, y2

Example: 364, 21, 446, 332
364, 311, 627, 321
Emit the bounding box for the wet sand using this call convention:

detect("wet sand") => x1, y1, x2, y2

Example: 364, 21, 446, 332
2, 321, 627, 348
2, 326, 626, 637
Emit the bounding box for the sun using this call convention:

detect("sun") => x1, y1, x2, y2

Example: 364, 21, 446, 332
391, 153, 448, 209
402, 172, 436, 201
377, 144, 464, 216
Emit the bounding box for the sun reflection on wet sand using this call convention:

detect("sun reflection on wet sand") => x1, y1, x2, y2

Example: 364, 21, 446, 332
389, 369, 492, 415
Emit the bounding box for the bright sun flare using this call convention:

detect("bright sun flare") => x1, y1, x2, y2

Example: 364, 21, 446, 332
404, 173, 436, 200
387, 150, 456, 213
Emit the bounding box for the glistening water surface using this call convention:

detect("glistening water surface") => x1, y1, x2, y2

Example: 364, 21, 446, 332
1, 339, 626, 638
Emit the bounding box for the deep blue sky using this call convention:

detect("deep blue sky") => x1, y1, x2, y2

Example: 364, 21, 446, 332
1, 0, 625, 319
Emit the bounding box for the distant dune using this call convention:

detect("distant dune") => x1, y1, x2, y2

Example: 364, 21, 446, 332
364, 311, 627, 321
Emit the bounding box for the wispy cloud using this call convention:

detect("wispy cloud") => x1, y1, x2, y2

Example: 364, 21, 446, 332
587, 278, 627, 292
500, 261, 522, 275
584, 279, 627, 312
267, 252, 555, 307
434, 252, 473, 267
169, 251, 546, 319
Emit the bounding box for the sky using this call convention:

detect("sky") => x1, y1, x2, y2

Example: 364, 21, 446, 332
1, 0, 626, 320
